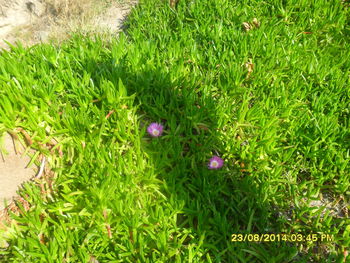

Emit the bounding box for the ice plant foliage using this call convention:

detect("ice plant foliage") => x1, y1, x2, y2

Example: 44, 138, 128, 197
208, 156, 224, 169
147, 123, 164, 137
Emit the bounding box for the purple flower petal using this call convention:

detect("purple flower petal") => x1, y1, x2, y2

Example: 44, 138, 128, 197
147, 122, 164, 137
208, 155, 224, 169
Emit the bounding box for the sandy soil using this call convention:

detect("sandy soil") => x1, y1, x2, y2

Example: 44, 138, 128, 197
0, 0, 138, 50
0, 133, 36, 211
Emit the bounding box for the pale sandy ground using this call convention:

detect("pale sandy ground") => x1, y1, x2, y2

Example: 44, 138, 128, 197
0, 133, 36, 211
0, 0, 138, 50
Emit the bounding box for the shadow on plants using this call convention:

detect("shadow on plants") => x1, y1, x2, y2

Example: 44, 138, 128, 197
67, 38, 299, 262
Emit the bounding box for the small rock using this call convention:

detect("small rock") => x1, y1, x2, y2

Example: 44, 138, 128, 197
26, 2, 35, 14
25, 1, 45, 17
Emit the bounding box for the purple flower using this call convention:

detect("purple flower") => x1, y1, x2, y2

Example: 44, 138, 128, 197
208, 156, 224, 169
147, 122, 164, 137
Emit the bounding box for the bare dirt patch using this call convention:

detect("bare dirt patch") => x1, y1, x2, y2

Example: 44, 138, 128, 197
0, 0, 138, 50
0, 132, 36, 211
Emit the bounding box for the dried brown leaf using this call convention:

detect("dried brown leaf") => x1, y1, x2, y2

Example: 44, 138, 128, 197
242, 22, 252, 31
245, 59, 254, 78
252, 18, 260, 28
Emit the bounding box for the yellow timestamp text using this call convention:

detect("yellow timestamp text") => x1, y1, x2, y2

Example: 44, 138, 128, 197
231, 233, 334, 243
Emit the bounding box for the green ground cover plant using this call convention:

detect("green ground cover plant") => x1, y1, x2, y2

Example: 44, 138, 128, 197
0, 0, 349, 262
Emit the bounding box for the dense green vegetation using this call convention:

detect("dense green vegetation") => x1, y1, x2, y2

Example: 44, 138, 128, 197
0, 0, 349, 262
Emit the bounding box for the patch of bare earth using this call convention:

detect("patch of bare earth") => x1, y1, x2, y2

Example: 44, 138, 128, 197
0, 0, 138, 50
0, 133, 36, 211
